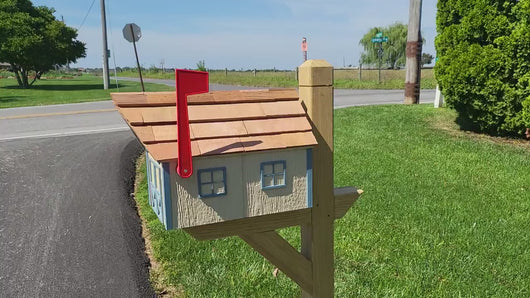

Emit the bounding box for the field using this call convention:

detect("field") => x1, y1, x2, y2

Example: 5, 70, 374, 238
119, 68, 437, 89
0, 75, 174, 109
134, 104, 529, 297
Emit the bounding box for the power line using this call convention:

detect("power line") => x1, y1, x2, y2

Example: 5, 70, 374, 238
78, 0, 96, 31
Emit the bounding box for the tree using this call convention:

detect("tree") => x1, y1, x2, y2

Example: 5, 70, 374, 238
435, 0, 530, 137
421, 53, 434, 66
0, 0, 86, 88
359, 23, 408, 69
196, 60, 206, 72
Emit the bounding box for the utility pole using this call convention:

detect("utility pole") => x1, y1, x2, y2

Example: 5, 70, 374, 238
404, 0, 423, 104
100, 0, 110, 89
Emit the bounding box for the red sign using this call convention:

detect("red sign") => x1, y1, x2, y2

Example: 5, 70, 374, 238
175, 69, 209, 178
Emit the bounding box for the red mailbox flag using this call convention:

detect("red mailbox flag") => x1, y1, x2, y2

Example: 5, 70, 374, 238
175, 69, 209, 178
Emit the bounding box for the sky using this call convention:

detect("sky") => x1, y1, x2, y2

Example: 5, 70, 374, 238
32, 0, 438, 70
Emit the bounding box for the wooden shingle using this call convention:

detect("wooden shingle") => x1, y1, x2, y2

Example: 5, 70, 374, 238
111, 89, 316, 162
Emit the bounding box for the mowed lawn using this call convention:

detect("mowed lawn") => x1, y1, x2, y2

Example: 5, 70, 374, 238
0, 75, 174, 109
135, 105, 530, 297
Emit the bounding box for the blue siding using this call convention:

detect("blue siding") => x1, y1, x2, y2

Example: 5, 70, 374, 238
162, 163, 173, 229
306, 148, 313, 207
146, 152, 168, 229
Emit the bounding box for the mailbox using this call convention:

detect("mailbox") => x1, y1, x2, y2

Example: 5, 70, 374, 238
112, 72, 316, 229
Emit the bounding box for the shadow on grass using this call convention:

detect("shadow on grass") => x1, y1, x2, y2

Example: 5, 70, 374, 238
1, 83, 127, 91
0, 96, 26, 104
455, 113, 524, 138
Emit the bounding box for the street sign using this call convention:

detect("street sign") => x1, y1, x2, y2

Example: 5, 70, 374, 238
122, 23, 144, 91
371, 37, 389, 43
122, 23, 141, 43
376, 32, 383, 38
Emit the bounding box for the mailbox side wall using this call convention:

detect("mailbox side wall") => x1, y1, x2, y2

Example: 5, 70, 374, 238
244, 148, 308, 217
146, 151, 172, 229
172, 148, 309, 229
174, 154, 246, 228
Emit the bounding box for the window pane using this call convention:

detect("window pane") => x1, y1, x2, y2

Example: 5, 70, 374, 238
263, 176, 273, 187
155, 168, 160, 189
275, 174, 285, 186
263, 164, 273, 175
274, 162, 284, 174
150, 163, 156, 185
213, 182, 225, 195
200, 171, 212, 183
212, 170, 224, 182
200, 184, 213, 196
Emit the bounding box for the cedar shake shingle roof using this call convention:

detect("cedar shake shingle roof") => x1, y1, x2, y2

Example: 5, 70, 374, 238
111, 89, 317, 162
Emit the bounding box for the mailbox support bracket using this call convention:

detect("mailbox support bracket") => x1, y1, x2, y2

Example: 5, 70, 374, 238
185, 187, 362, 295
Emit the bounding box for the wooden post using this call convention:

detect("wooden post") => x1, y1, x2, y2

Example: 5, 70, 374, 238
434, 84, 444, 108
404, 0, 423, 104
298, 60, 334, 297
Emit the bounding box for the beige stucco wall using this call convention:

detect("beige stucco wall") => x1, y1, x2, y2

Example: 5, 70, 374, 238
172, 148, 309, 228
243, 149, 308, 217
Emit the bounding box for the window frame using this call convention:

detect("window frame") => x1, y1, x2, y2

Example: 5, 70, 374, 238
260, 160, 287, 190
197, 167, 227, 198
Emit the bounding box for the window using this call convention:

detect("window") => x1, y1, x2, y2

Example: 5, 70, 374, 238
261, 160, 286, 189
198, 167, 227, 198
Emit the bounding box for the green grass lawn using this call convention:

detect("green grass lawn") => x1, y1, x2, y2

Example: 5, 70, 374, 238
0, 75, 174, 109
135, 105, 529, 297
119, 68, 437, 90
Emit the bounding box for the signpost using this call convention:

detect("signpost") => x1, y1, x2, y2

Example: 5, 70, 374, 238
371, 32, 389, 83
122, 23, 145, 92
301, 37, 308, 61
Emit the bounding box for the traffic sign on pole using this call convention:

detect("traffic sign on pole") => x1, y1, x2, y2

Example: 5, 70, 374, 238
122, 23, 141, 42
122, 23, 145, 92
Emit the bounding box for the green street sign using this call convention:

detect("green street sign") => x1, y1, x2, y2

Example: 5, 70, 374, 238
376, 32, 383, 38
371, 37, 389, 43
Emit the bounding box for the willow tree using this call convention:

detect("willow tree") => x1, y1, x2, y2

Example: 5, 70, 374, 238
0, 0, 86, 88
359, 23, 409, 69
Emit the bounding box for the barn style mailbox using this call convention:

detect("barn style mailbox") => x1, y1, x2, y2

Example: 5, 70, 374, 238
112, 71, 316, 229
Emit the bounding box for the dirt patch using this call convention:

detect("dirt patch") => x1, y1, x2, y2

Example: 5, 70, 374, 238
428, 108, 530, 151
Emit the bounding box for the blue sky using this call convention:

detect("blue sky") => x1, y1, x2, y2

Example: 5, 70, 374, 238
32, 0, 438, 70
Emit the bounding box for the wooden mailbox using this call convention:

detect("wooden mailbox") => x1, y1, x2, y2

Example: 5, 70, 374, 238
112, 60, 362, 296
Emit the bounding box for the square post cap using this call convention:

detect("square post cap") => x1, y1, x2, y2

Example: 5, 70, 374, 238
299, 60, 333, 87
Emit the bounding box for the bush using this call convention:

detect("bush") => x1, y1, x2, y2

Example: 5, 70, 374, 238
523, 97, 530, 128
435, 0, 530, 137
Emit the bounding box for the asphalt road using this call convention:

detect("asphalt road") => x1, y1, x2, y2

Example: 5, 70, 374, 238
118, 76, 436, 109
0, 131, 151, 297
0, 83, 435, 296
0, 82, 435, 142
